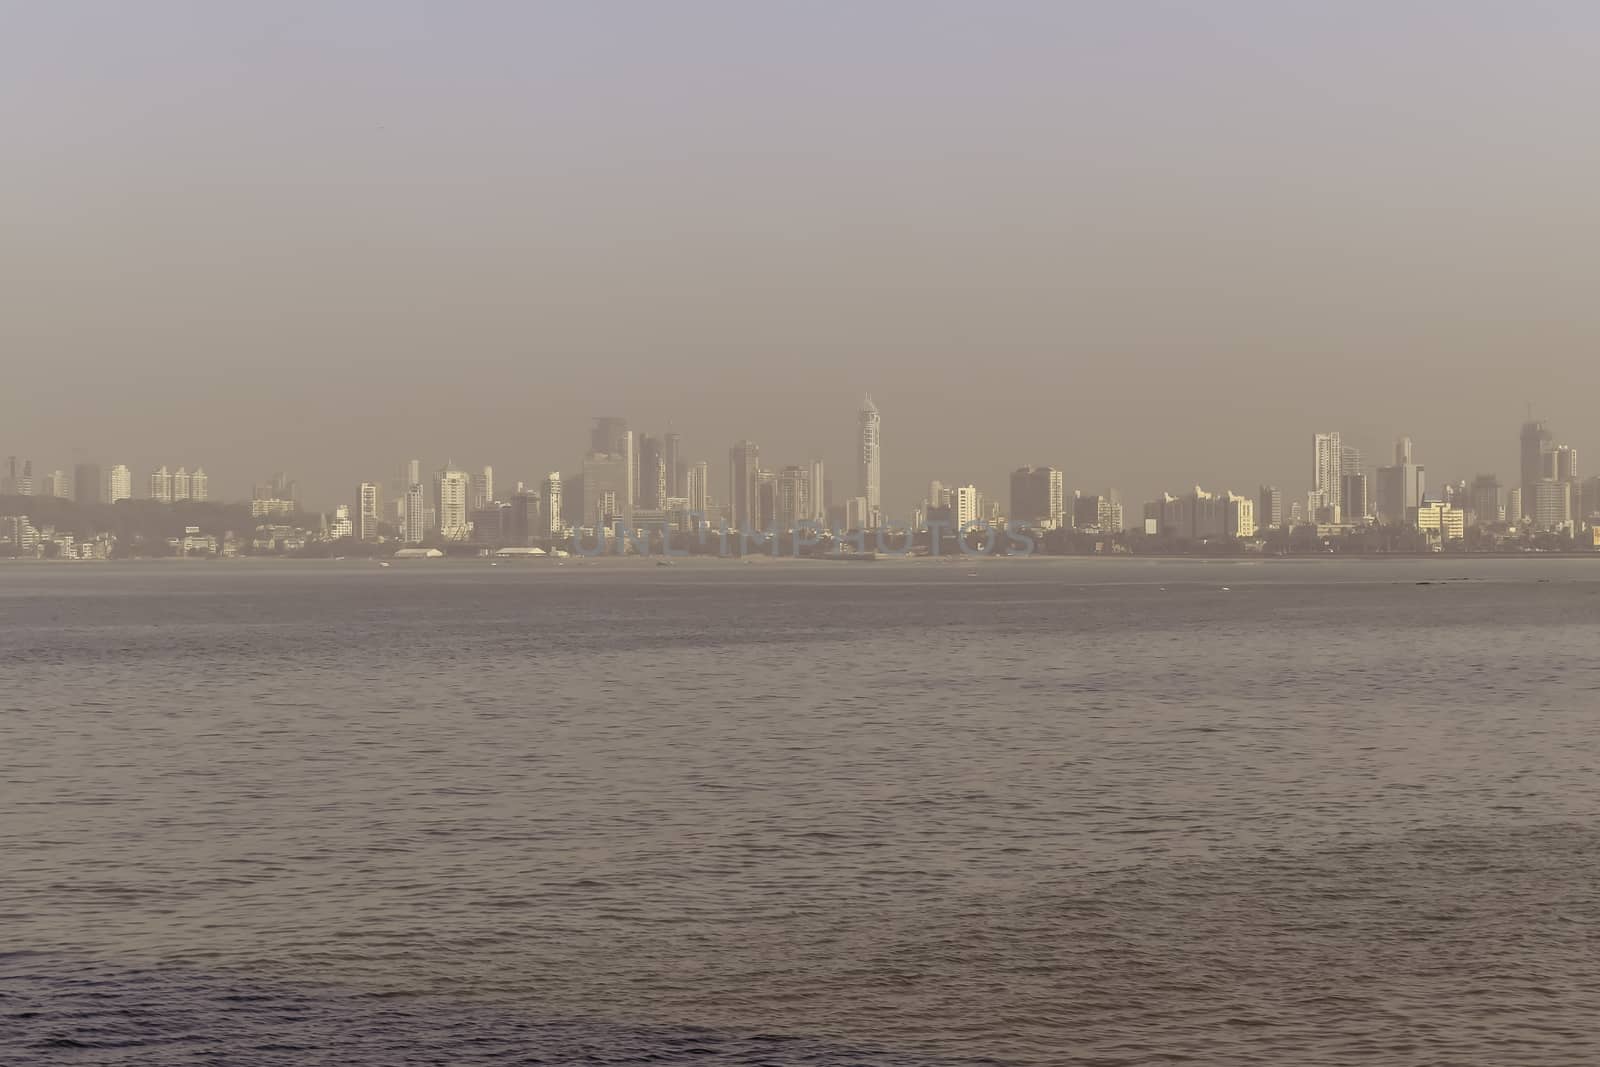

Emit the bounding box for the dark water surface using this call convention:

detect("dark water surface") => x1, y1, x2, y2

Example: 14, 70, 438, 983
4, 558, 1600, 1065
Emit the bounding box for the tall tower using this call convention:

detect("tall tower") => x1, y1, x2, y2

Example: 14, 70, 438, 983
474, 466, 494, 510
359, 483, 381, 541
402, 483, 426, 543
107, 464, 132, 504
437, 466, 471, 540
149, 466, 172, 503
729, 441, 761, 530
858, 395, 881, 528
664, 433, 683, 498
541, 472, 563, 539
638, 435, 666, 510
74, 463, 101, 506
1312, 432, 1343, 522
1520, 419, 1553, 521
190, 468, 209, 502
687, 460, 710, 518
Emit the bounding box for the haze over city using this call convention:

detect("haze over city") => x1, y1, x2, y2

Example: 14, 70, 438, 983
7, 1, 1600, 512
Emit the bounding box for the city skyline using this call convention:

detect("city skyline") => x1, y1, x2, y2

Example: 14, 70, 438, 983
10, 6, 1600, 529
4, 403, 1590, 527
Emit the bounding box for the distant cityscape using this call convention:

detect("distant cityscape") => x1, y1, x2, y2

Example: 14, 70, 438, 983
2, 400, 1597, 558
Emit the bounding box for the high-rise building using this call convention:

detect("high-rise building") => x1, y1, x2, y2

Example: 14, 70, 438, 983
359, 483, 381, 541
1533, 478, 1572, 532
591, 417, 629, 457
686, 461, 710, 519
402, 483, 426, 543
172, 467, 191, 501
776, 465, 811, 529
1009, 466, 1064, 528
1555, 446, 1579, 523
437, 467, 471, 540
729, 440, 761, 530
579, 451, 630, 529
808, 460, 827, 523
1312, 432, 1343, 522
953, 485, 982, 529
1258, 485, 1284, 530
149, 466, 172, 502
756, 469, 778, 530
106, 464, 132, 504
1375, 436, 1425, 525
330, 505, 355, 540
1416, 502, 1466, 542
1520, 419, 1554, 521
1468, 475, 1502, 526
0, 457, 15, 496
619, 430, 636, 520
638, 436, 666, 510
474, 466, 494, 511
1341, 445, 1363, 476
44, 470, 71, 499
1225, 493, 1256, 538
73, 463, 101, 506
1579, 476, 1600, 523
16, 460, 33, 496
1098, 491, 1123, 534
1340, 472, 1368, 524
190, 468, 208, 502
858, 395, 882, 528
664, 433, 683, 498
1507, 487, 1523, 527
539, 473, 563, 539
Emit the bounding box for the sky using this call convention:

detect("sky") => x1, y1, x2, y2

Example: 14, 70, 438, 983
5, 1, 1600, 512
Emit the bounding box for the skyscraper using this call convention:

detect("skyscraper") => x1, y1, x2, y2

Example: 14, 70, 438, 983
580, 451, 630, 529
474, 466, 494, 510
190, 468, 208, 502
44, 470, 71, 499
664, 433, 683, 498
1257, 485, 1284, 530
1375, 436, 1424, 524
1340, 472, 1368, 524
149, 466, 172, 502
402, 483, 426, 543
437, 467, 471, 540
1312, 432, 1343, 522
106, 464, 132, 504
858, 395, 881, 528
359, 483, 381, 541
638, 435, 666, 510
808, 460, 827, 523
729, 441, 761, 530
17, 460, 33, 496
172, 467, 191, 501
1520, 419, 1554, 522
591, 417, 629, 457
541, 472, 563, 539
74, 463, 101, 506
953, 485, 981, 529
774, 465, 812, 529
1534, 478, 1572, 532
687, 460, 710, 519
1468, 474, 1502, 525
1009, 466, 1064, 528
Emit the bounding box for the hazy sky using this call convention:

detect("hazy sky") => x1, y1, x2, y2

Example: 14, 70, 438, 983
5, 1, 1600, 511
